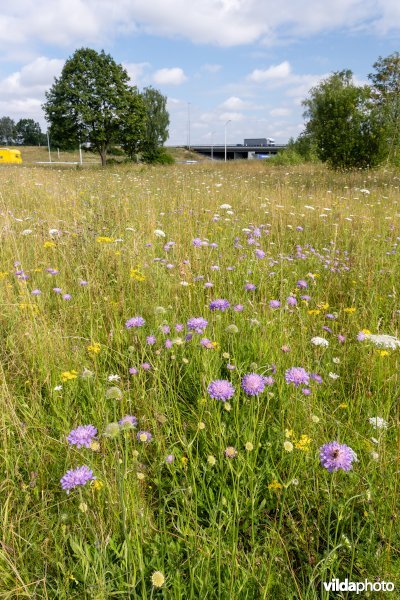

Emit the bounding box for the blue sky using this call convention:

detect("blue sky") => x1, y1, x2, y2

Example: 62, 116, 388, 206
1, 1, 399, 145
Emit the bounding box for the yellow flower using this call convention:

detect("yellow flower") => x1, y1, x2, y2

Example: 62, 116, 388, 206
295, 434, 312, 451
379, 350, 389, 357
268, 479, 283, 491
130, 268, 146, 281
344, 307, 356, 314
361, 329, 371, 335
339, 403, 348, 409
223, 402, 232, 412
285, 429, 293, 438
317, 302, 329, 310
96, 236, 114, 243
0, 272, 9, 280
181, 456, 188, 467
61, 370, 78, 382
151, 571, 165, 588
91, 479, 104, 491
87, 342, 101, 355
43, 241, 56, 248
308, 309, 321, 315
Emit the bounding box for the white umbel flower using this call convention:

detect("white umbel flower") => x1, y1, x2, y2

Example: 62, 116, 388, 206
311, 336, 329, 347
368, 416, 388, 429
366, 334, 400, 350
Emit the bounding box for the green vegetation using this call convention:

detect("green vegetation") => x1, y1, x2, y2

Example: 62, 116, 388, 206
0, 161, 399, 598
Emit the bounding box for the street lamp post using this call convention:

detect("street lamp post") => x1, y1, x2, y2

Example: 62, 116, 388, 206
224, 120, 231, 162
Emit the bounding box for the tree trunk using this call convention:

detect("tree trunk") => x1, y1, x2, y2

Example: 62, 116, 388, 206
100, 149, 107, 166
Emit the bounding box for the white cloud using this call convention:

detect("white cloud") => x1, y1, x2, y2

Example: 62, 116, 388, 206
0, 57, 64, 100
1, 1, 399, 52
153, 67, 187, 85
220, 96, 250, 110
124, 62, 151, 86
219, 111, 244, 122
248, 61, 291, 82
270, 107, 292, 117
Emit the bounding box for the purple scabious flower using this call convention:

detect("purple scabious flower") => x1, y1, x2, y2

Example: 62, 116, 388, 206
60, 465, 94, 493
161, 325, 170, 334
125, 316, 145, 328
53, 287, 62, 293
175, 324, 184, 332
146, 335, 156, 345
337, 334, 346, 343
319, 441, 356, 472
63, 294, 72, 300
287, 296, 297, 307
187, 317, 208, 333
301, 295, 311, 301
31, 289, 41, 295
165, 454, 175, 463
200, 338, 214, 348
297, 279, 308, 289
67, 425, 97, 448
234, 304, 244, 312
79, 280, 89, 286
165, 339, 173, 349
141, 362, 152, 371
264, 376, 275, 386
209, 299, 230, 311
245, 283, 256, 291
310, 373, 323, 384
192, 238, 203, 247
118, 415, 138, 428
269, 299, 281, 309
241, 373, 266, 396
129, 367, 139, 375
285, 367, 310, 387
207, 379, 235, 402
137, 430, 153, 443
255, 249, 265, 259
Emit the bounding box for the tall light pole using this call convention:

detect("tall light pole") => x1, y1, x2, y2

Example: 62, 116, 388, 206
46, 130, 51, 163
187, 102, 191, 150
224, 119, 231, 162
210, 130, 216, 161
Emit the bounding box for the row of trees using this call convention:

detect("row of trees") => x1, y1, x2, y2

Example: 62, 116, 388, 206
288, 52, 400, 169
43, 48, 170, 165
0, 117, 46, 146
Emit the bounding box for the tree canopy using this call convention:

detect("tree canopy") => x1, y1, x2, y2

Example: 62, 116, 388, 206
43, 48, 147, 166
302, 70, 387, 169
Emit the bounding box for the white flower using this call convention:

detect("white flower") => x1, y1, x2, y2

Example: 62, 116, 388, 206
49, 228, 61, 236
21, 229, 33, 235
154, 229, 166, 237
108, 374, 120, 382
332, 357, 340, 364
368, 416, 388, 430
219, 203, 231, 209
54, 385, 62, 391
329, 372, 340, 380
371, 452, 379, 460
180, 281, 189, 286
311, 336, 329, 347
366, 334, 400, 350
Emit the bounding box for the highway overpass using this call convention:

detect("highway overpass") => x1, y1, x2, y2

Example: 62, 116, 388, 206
182, 144, 287, 160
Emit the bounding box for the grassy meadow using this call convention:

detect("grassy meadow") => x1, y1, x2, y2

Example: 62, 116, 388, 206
0, 159, 399, 598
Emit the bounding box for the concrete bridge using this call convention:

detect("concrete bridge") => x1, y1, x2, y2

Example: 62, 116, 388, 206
183, 143, 287, 160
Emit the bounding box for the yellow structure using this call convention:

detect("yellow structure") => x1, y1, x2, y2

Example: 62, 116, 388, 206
0, 148, 22, 164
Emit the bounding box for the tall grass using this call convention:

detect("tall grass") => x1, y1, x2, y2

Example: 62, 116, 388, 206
0, 161, 399, 598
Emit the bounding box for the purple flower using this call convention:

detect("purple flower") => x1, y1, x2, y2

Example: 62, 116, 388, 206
125, 316, 145, 328
209, 299, 230, 311
79, 280, 89, 286
207, 379, 235, 402
63, 294, 72, 301
245, 283, 256, 291
161, 325, 170, 334
60, 465, 94, 493
319, 441, 356, 472
302, 388, 311, 395
192, 238, 203, 247
137, 430, 153, 443
175, 323, 184, 332
264, 376, 275, 386
129, 367, 139, 375
141, 362, 151, 371
200, 338, 214, 349
255, 249, 265, 259
297, 279, 308, 289
118, 415, 138, 428
310, 373, 323, 384
337, 334, 346, 343
53, 287, 62, 293
31, 289, 41, 296
287, 296, 297, 307
165, 454, 175, 464
285, 367, 310, 387
301, 295, 311, 301
146, 335, 156, 345
67, 425, 97, 448
165, 339, 173, 349
187, 317, 208, 333
269, 300, 281, 309
234, 304, 244, 312
241, 373, 266, 396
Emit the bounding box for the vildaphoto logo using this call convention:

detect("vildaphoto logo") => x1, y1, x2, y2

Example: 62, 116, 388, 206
323, 579, 395, 594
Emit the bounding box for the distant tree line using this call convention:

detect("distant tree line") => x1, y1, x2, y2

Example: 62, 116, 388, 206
276, 52, 400, 169
0, 117, 47, 146
42, 48, 171, 166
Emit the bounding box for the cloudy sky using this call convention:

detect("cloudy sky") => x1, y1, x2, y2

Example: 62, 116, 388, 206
1, 1, 399, 145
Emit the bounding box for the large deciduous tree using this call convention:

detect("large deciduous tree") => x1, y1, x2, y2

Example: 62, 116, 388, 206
140, 87, 170, 163
0, 117, 17, 145
16, 119, 44, 145
43, 48, 146, 166
302, 70, 387, 169
368, 52, 400, 164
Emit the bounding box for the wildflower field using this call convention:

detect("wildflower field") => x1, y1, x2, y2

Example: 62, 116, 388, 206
0, 161, 399, 598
